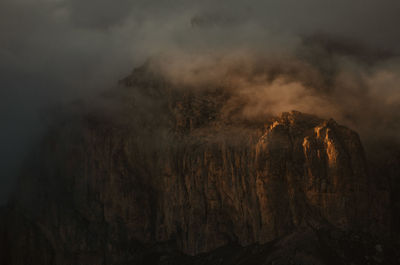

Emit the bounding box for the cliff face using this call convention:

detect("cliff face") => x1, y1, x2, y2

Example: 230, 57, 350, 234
157, 111, 378, 254
0, 66, 392, 264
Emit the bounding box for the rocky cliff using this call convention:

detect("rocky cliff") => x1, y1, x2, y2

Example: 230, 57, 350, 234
0, 65, 395, 265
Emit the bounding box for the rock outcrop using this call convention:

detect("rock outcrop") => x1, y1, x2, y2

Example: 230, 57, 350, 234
0, 65, 393, 264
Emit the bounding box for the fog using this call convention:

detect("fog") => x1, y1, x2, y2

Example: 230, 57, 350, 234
1, 0, 399, 203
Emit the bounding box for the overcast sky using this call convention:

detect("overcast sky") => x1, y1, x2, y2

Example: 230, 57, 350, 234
1, 0, 400, 203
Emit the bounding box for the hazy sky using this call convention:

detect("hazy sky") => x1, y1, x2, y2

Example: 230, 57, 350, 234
1, 0, 400, 203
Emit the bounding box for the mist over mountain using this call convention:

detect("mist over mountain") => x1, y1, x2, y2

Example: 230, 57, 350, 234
1, 58, 399, 264
1, 1, 400, 264
1, 1, 400, 203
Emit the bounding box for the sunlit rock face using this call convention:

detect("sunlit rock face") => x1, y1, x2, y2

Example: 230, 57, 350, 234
0, 66, 391, 264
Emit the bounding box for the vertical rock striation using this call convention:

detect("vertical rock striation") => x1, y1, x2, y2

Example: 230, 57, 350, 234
0, 66, 392, 264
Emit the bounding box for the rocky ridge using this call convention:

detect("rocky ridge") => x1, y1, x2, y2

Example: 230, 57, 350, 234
0, 65, 395, 265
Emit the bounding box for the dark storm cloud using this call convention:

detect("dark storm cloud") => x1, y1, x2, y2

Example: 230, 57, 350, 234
1, 0, 400, 203
67, 0, 134, 28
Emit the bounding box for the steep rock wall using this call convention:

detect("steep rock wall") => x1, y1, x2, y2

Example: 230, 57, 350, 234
0, 65, 391, 264
1, 110, 388, 265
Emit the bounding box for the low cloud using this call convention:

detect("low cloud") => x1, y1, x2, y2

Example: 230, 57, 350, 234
1, 0, 400, 203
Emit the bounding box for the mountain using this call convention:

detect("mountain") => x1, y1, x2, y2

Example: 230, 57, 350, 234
0, 64, 398, 265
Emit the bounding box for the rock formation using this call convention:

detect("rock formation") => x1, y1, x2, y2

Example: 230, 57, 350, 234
0, 65, 395, 265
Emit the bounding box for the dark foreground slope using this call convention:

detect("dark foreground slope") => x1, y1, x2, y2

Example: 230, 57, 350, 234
0, 65, 398, 265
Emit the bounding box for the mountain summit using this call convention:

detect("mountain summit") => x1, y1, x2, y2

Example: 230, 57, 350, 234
0, 65, 396, 265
